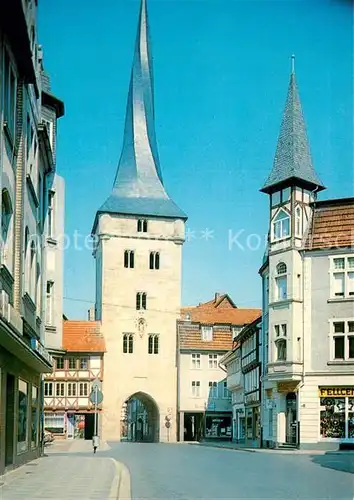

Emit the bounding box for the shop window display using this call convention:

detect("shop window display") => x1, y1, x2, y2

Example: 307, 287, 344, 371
320, 398, 345, 438
17, 379, 29, 453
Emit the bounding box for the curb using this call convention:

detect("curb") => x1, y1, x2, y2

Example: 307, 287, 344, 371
109, 459, 131, 499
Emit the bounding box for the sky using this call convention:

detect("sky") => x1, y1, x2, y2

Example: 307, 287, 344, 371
38, 0, 353, 319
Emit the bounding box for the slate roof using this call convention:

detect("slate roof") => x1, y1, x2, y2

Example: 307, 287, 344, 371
97, 0, 186, 221
304, 198, 354, 250
261, 66, 325, 193
63, 321, 106, 353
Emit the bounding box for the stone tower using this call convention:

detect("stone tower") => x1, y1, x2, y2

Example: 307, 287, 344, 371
92, 0, 187, 442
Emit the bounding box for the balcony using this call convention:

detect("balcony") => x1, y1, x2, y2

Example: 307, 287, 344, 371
227, 370, 242, 390
266, 361, 303, 382
0, 290, 23, 335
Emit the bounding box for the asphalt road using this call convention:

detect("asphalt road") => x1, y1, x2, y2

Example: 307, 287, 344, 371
102, 442, 354, 499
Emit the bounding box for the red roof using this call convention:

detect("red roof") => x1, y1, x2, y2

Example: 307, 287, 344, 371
181, 294, 261, 326
305, 198, 354, 250
63, 321, 105, 353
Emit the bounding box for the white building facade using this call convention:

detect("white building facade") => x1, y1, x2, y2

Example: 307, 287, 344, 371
259, 60, 354, 450
178, 294, 261, 442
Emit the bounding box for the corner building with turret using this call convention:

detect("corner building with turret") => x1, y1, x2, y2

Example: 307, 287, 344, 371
92, 0, 187, 442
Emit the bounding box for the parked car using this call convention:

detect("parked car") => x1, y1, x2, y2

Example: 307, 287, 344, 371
43, 429, 54, 444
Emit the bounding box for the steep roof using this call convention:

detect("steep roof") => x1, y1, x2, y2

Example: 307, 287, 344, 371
179, 324, 233, 351
304, 198, 354, 250
181, 293, 261, 326
96, 0, 186, 221
63, 321, 105, 353
261, 58, 325, 194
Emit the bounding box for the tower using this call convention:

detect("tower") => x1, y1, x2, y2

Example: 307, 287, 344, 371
260, 57, 325, 447
92, 0, 187, 442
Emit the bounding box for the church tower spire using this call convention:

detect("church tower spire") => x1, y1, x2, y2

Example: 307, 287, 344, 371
98, 0, 186, 220
261, 56, 325, 194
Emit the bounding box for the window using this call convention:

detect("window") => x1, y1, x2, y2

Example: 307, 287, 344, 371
123, 334, 134, 354
271, 188, 291, 207
1, 189, 13, 242
4, 50, 17, 141
29, 241, 36, 299
276, 339, 287, 361
232, 326, 243, 339
201, 326, 213, 341
55, 357, 64, 370
67, 383, 77, 397
79, 357, 88, 370
44, 382, 53, 397
274, 325, 280, 337
56, 383, 65, 397
17, 379, 28, 453
331, 321, 354, 361
44, 412, 65, 434
191, 353, 201, 369
79, 383, 88, 396
68, 357, 76, 370
148, 334, 159, 354
295, 206, 302, 237
273, 209, 290, 240
31, 386, 38, 448
331, 257, 354, 299
223, 381, 231, 399
149, 251, 160, 270
137, 219, 148, 232
48, 191, 55, 238
209, 381, 218, 398
46, 281, 54, 325
26, 114, 34, 161
275, 262, 287, 300
191, 381, 200, 397
124, 250, 135, 268
136, 292, 147, 310
208, 354, 218, 369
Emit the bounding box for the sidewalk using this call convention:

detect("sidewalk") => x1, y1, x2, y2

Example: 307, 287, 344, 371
0, 440, 130, 500
193, 440, 354, 455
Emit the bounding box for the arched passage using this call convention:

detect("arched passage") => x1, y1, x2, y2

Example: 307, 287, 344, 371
121, 392, 159, 443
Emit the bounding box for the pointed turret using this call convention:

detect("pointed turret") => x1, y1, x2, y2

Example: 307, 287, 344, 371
261, 56, 325, 194
98, 0, 186, 220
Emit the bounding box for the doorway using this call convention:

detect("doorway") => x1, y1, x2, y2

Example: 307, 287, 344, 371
5, 374, 15, 466
121, 392, 159, 442
286, 392, 297, 445
184, 413, 204, 441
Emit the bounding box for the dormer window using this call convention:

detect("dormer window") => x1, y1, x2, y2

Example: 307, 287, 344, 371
271, 188, 291, 207
273, 209, 290, 240
201, 326, 213, 342
275, 262, 287, 301
137, 219, 148, 233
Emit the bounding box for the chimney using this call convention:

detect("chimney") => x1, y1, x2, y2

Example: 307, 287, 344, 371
88, 307, 95, 321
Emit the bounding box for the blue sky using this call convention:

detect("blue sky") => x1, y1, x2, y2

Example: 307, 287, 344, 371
38, 0, 353, 319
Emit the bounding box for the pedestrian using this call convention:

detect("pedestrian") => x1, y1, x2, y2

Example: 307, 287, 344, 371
92, 435, 98, 454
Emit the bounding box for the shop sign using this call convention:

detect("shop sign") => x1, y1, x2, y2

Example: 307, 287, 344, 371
319, 387, 354, 397
31, 339, 53, 365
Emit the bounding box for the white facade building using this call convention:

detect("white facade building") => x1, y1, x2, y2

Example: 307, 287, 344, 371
178, 294, 261, 441
259, 59, 354, 450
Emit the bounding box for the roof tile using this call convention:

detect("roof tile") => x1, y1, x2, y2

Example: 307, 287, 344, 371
63, 321, 106, 353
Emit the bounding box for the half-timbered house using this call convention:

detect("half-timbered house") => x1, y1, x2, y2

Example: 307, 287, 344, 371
43, 320, 105, 439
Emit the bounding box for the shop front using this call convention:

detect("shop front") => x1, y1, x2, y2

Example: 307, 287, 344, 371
205, 413, 232, 439
319, 387, 354, 446
0, 343, 51, 474
244, 405, 261, 447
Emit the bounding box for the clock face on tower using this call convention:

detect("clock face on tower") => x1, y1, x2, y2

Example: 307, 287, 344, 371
135, 317, 146, 338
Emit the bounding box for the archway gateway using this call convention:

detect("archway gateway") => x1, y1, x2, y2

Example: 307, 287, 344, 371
121, 392, 159, 443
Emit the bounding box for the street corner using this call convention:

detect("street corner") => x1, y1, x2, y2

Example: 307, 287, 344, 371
109, 458, 132, 500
